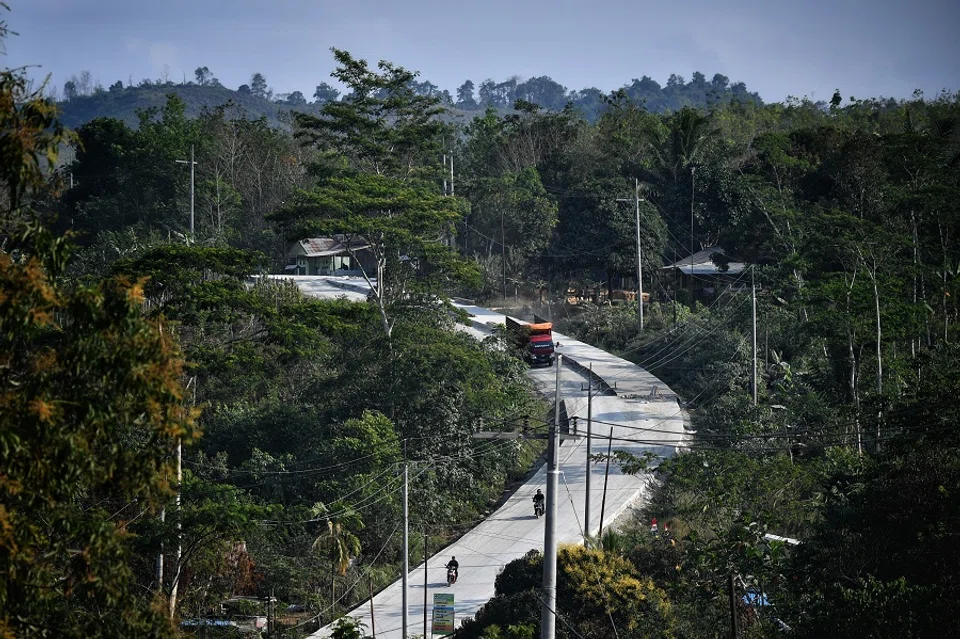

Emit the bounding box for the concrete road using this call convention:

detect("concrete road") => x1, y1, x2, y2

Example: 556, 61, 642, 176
278, 278, 684, 638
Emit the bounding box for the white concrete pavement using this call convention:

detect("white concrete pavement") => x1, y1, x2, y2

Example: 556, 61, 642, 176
278, 278, 685, 638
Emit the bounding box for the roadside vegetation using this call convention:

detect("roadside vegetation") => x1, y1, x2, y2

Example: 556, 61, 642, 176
3, 3, 960, 636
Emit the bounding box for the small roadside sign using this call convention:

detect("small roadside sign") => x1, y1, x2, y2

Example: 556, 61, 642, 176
432, 593, 455, 636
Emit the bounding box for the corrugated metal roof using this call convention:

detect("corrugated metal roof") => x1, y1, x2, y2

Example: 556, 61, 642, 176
662, 246, 747, 275
298, 235, 370, 257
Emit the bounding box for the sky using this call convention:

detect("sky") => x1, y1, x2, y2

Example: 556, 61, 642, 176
5, 0, 959, 104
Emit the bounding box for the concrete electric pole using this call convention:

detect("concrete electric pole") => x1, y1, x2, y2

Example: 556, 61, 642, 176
402, 463, 409, 638
540, 354, 563, 639
176, 145, 197, 236
617, 182, 644, 333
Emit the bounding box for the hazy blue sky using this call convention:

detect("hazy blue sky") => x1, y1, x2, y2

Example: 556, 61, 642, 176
6, 0, 958, 103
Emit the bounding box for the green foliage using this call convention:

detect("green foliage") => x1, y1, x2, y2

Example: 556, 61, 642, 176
0, 58, 75, 228
461, 547, 674, 639
1, 41, 193, 635
0, 225, 195, 637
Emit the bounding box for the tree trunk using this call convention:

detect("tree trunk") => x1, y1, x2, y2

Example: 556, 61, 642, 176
873, 275, 883, 397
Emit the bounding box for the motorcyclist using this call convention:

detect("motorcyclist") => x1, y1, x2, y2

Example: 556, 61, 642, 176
533, 489, 545, 515
446, 556, 459, 583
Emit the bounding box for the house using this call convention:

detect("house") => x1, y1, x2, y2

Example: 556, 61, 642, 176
284, 235, 376, 276
662, 247, 749, 299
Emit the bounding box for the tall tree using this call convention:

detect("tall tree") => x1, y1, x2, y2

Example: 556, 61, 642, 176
0, 42, 195, 636
274, 49, 475, 339
249, 72, 268, 99
641, 106, 721, 255
456, 79, 477, 109
194, 66, 213, 86
313, 81, 340, 103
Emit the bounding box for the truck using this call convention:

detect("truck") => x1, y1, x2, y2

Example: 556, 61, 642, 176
505, 315, 556, 367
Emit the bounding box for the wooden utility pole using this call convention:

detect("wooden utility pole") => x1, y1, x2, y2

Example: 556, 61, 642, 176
728, 573, 739, 639
597, 428, 614, 542
368, 578, 376, 638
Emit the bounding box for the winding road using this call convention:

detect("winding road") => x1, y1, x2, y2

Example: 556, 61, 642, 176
270, 277, 686, 638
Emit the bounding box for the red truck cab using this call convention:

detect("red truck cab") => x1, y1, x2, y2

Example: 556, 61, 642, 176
506, 316, 556, 367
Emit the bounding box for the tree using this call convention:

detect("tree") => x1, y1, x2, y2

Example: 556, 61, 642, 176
457, 79, 477, 109
313, 81, 340, 103
276, 50, 475, 340
515, 76, 568, 111
293, 48, 449, 177
312, 501, 364, 606
62, 79, 76, 100
285, 90, 307, 106
459, 547, 675, 638
76, 69, 93, 95
271, 174, 468, 339
463, 168, 558, 278
640, 106, 721, 256
61, 94, 199, 239
1, 50, 194, 638
194, 66, 213, 86
478, 79, 496, 107
250, 72, 268, 98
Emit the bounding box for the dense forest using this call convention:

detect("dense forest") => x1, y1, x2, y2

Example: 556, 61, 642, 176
51, 62, 763, 130
3, 5, 960, 638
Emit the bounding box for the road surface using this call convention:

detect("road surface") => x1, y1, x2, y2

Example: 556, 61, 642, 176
272, 277, 685, 638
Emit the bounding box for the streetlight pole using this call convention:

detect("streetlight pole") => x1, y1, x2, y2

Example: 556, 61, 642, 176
176, 145, 197, 236
617, 182, 644, 333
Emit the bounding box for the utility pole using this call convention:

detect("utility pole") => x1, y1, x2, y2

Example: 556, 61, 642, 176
635, 179, 644, 333
368, 578, 376, 638
169, 437, 182, 614
541, 354, 563, 639
423, 528, 428, 639
583, 364, 594, 544
442, 154, 448, 196
617, 182, 644, 333
402, 463, 409, 639
597, 428, 614, 541
751, 267, 758, 406
728, 573, 739, 639
501, 212, 507, 300
176, 145, 197, 236
689, 166, 697, 297
673, 246, 678, 324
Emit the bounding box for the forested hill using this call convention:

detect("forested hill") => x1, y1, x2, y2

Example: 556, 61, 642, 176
53, 69, 763, 129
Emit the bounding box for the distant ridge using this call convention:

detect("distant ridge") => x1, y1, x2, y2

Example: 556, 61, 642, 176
54, 72, 763, 130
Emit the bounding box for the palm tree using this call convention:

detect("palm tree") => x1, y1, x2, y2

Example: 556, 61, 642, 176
312, 501, 364, 608
640, 107, 720, 257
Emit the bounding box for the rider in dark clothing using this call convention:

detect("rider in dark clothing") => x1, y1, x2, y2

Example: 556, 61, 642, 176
446, 556, 459, 582
533, 489, 545, 513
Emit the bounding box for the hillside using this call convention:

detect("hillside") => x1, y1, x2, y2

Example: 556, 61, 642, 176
54, 83, 316, 130
54, 72, 763, 130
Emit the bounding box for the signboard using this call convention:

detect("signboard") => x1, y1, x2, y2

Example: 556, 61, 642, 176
431, 593, 455, 636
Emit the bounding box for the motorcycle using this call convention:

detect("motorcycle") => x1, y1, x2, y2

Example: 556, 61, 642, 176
446, 566, 458, 587
534, 500, 545, 518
